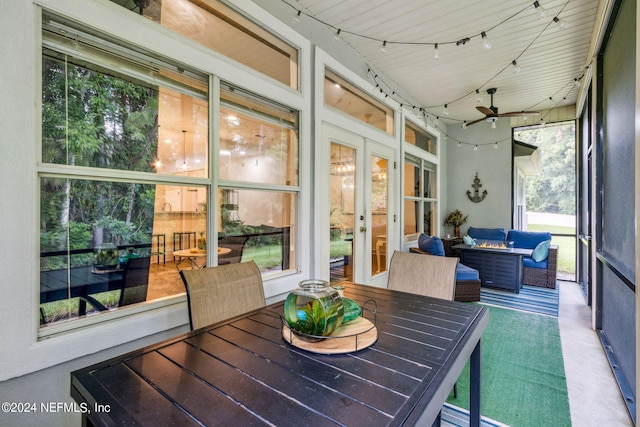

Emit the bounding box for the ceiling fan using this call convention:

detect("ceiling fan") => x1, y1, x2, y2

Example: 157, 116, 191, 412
467, 88, 540, 127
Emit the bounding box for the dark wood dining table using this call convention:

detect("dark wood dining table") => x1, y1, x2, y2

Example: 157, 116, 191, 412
71, 282, 488, 426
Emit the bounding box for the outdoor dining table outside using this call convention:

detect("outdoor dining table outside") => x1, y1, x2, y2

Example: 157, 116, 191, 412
71, 282, 488, 426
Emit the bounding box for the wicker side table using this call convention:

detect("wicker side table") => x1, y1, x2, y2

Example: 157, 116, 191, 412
442, 237, 463, 257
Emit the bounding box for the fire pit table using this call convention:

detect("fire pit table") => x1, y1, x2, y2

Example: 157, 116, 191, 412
452, 244, 533, 293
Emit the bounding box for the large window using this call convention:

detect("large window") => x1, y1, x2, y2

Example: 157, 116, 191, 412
218, 84, 299, 275
40, 16, 209, 327
405, 120, 436, 155
113, 0, 299, 90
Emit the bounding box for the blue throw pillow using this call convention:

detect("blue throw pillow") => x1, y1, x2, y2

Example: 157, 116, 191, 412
418, 234, 445, 256
463, 235, 477, 246
531, 239, 551, 262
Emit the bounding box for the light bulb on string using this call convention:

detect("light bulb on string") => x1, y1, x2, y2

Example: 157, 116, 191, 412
457, 141, 462, 148
333, 29, 341, 42
494, 142, 498, 149
433, 43, 439, 60
476, 89, 483, 103
511, 60, 521, 74
380, 41, 387, 54
553, 16, 567, 29
533, 1, 547, 19
442, 104, 449, 116
293, 10, 301, 24
474, 145, 478, 151
462, 121, 467, 129
481, 32, 491, 50
491, 120, 497, 129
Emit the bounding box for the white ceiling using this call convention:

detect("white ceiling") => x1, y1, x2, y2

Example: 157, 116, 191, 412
264, 0, 602, 127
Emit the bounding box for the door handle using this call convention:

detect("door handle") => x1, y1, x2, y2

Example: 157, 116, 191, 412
360, 226, 367, 232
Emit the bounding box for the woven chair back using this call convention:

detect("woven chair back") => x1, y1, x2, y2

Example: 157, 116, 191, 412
180, 260, 265, 330
387, 251, 458, 301
119, 256, 151, 306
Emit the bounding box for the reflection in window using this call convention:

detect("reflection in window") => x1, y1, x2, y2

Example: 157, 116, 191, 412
324, 69, 394, 135
39, 178, 198, 324
115, 0, 299, 90
40, 17, 209, 327
219, 189, 296, 276
218, 84, 299, 276
405, 120, 436, 155
403, 153, 437, 239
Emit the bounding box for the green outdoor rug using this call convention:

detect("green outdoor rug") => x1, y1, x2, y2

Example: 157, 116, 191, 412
446, 305, 570, 427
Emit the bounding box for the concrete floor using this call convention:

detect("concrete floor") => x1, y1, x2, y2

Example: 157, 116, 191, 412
558, 281, 633, 426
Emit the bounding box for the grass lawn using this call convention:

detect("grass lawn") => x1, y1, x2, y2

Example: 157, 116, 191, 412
527, 223, 575, 276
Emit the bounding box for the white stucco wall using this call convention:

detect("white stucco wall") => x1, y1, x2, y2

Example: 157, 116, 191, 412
446, 118, 512, 236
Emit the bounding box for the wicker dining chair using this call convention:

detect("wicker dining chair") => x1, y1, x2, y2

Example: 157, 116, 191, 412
387, 250, 458, 301
179, 260, 265, 330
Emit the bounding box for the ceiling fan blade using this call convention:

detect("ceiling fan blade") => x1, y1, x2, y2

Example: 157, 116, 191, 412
476, 106, 494, 116
466, 117, 487, 126
498, 111, 540, 117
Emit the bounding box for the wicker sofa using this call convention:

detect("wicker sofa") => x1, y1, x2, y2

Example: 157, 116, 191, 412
410, 234, 481, 302
467, 227, 559, 289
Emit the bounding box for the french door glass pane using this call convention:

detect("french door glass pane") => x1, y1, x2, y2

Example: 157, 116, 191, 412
371, 156, 388, 274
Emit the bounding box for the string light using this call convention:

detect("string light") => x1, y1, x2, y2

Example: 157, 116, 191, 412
553, 16, 567, 29
474, 145, 478, 151
442, 104, 449, 116
462, 121, 467, 129
476, 89, 483, 103
481, 32, 491, 50
293, 10, 301, 24
433, 43, 439, 60
511, 60, 521, 74
380, 40, 387, 53
533, 1, 547, 19
333, 29, 342, 42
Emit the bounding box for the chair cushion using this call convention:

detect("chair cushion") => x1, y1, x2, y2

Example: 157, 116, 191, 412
456, 263, 480, 281
418, 234, 445, 256
523, 256, 549, 269
467, 227, 507, 242
506, 230, 552, 250
531, 239, 551, 262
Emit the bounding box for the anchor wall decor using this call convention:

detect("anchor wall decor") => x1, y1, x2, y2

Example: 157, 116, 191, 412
467, 173, 487, 203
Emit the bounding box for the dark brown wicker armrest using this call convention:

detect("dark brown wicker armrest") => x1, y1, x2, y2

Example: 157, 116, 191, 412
409, 247, 428, 255
547, 245, 559, 286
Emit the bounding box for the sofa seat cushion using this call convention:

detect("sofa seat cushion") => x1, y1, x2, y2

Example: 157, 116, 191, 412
418, 234, 445, 256
456, 263, 480, 281
523, 256, 548, 269
506, 230, 552, 250
467, 227, 507, 242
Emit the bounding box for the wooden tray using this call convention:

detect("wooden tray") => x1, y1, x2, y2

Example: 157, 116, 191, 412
282, 316, 378, 354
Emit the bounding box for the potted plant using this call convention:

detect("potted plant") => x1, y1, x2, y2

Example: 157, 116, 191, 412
444, 209, 468, 238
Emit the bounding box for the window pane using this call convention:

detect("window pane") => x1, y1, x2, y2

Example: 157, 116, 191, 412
219, 189, 296, 275
325, 69, 394, 135
42, 55, 208, 177
404, 200, 418, 236
405, 121, 436, 155
219, 87, 298, 186
40, 178, 197, 325
122, 0, 299, 90
423, 167, 436, 198
404, 156, 420, 197
424, 201, 435, 235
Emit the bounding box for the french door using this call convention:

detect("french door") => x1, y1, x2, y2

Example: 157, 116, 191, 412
323, 125, 395, 287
